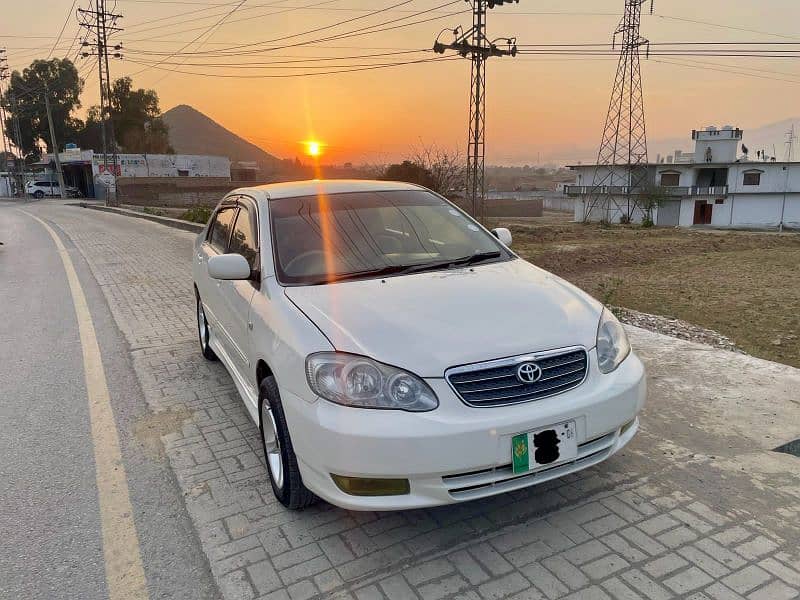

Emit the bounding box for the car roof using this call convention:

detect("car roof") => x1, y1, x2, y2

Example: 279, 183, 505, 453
231, 179, 427, 201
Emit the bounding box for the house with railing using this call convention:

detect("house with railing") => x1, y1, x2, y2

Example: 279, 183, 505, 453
565, 126, 800, 230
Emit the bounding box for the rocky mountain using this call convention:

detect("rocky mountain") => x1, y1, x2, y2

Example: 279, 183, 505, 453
161, 104, 281, 170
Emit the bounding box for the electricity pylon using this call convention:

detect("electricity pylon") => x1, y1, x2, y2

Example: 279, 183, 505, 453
583, 0, 652, 223
434, 0, 518, 220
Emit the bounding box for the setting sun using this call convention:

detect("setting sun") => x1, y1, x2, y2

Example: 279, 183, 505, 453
305, 141, 322, 157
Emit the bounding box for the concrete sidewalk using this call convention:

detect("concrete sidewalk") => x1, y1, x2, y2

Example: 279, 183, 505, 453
22, 202, 800, 600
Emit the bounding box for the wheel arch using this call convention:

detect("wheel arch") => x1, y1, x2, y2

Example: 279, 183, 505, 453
255, 359, 275, 424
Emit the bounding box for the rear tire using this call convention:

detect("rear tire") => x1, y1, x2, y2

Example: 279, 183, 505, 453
259, 377, 316, 509
33, 190, 44, 199
195, 293, 218, 361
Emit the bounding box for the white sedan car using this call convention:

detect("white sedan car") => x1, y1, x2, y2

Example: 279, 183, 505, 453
192, 180, 646, 511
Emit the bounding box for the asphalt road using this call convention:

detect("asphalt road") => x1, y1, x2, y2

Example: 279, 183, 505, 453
0, 200, 219, 600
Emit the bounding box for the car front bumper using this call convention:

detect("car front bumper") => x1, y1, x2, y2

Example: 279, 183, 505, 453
282, 349, 646, 511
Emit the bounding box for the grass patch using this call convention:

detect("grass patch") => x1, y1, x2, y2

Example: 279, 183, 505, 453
501, 212, 800, 367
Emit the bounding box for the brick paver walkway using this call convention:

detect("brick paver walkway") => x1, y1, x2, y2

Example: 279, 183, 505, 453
35, 204, 800, 600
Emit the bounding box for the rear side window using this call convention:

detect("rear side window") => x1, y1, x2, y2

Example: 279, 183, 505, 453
208, 207, 237, 253
229, 205, 258, 269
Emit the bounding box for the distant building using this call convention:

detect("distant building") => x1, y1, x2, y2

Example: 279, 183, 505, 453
37, 148, 231, 198
566, 126, 800, 230
230, 160, 261, 182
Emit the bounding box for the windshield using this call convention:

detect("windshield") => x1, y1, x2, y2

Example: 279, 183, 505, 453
269, 190, 511, 285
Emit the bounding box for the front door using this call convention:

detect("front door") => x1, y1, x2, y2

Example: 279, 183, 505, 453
219, 198, 260, 401
693, 200, 712, 225
197, 203, 238, 355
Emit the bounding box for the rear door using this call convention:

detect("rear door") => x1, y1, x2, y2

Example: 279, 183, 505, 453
197, 202, 238, 356
218, 197, 259, 391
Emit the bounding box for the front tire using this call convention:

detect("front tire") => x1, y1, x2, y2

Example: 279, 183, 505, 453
196, 293, 218, 361
33, 190, 44, 199
259, 377, 316, 509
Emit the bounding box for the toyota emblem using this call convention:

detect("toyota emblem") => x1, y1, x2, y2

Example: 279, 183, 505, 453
516, 362, 542, 384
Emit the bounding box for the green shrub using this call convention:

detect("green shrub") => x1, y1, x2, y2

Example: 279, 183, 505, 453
142, 207, 165, 216
641, 216, 655, 228
181, 207, 212, 224
597, 276, 623, 306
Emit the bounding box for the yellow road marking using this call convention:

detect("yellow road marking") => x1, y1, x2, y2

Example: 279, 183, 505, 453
21, 211, 148, 600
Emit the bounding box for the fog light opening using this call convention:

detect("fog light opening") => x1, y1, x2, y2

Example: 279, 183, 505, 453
620, 418, 636, 436
331, 474, 410, 496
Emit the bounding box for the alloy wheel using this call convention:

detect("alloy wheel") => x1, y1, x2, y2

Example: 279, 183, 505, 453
197, 300, 208, 350
261, 402, 284, 489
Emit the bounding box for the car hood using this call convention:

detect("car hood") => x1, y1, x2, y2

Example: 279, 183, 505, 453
284, 259, 603, 377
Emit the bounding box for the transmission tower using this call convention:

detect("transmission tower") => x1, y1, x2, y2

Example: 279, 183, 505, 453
583, 0, 652, 223
433, 0, 518, 220
784, 124, 795, 162
77, 0, 123, 196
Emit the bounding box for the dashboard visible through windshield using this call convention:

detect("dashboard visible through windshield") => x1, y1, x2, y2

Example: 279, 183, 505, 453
269, 190, 511, 285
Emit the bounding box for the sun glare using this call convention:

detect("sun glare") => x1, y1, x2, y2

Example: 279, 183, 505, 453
305, 141, 322, 157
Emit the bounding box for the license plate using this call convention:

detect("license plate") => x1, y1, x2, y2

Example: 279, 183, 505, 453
512, 420, 578, 474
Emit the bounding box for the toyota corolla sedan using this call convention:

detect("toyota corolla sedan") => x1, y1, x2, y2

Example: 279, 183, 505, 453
192, 180, 646, 511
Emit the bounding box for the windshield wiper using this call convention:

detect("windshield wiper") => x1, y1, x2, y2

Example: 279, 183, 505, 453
401, 251, 503, 274
308, 264, 410, 285
305, 251, 504, 284
451, 250, 503, 267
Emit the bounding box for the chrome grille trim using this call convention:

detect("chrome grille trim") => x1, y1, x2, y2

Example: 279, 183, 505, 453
445, 346, 589, 408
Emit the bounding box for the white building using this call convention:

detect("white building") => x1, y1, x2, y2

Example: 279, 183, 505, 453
38, 148, 231, 198
566, 126, 800, 230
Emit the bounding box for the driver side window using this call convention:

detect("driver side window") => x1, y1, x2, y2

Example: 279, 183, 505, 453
208, 206, 237, 253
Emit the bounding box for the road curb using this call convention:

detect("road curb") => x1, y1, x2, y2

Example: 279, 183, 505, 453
74, 202, 205, 233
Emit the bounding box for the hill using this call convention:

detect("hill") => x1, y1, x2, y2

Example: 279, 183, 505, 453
161, 104, 281, 170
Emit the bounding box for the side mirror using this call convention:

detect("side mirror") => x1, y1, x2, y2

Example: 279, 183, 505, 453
208, 254, 251, 280
491, 227, 512, 247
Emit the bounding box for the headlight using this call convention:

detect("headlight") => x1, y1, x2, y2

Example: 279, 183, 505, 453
305, 352, 439, 412
596, 308, 631, 374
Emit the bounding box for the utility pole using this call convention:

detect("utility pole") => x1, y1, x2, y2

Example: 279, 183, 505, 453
78, 0, 123, 204
583, 0, 653, 223
1, 49, 27, 198
8, 89, 26, 198
0, 49, 9, 178
44, 84, 66, 199
433, 0, 518, 221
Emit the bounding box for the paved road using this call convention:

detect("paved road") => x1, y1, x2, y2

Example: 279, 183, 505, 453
0, 201, 218, 600
1, 199, 799, 600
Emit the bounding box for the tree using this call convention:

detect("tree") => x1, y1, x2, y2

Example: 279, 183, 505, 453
382, 144, 465, 197
107, 77, 173, 153
382, 160, 434, 189
0, 58, 84, 160
409, 144, 464, 197
639, 185, 670, 227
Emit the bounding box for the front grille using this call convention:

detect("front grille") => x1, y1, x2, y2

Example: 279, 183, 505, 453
446, 348, 588, 407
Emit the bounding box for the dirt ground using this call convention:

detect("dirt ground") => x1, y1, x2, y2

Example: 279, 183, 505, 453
492, 211, 800, 368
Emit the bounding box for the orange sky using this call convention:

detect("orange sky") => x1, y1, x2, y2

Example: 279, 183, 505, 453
4, 0, 800, 164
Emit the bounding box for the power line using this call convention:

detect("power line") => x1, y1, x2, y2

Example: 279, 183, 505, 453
139, 0, 250, 82
124, 48, 431, 67
124, 54, 458, 78
655, 14, 800, 42
48, 0, 81, 59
